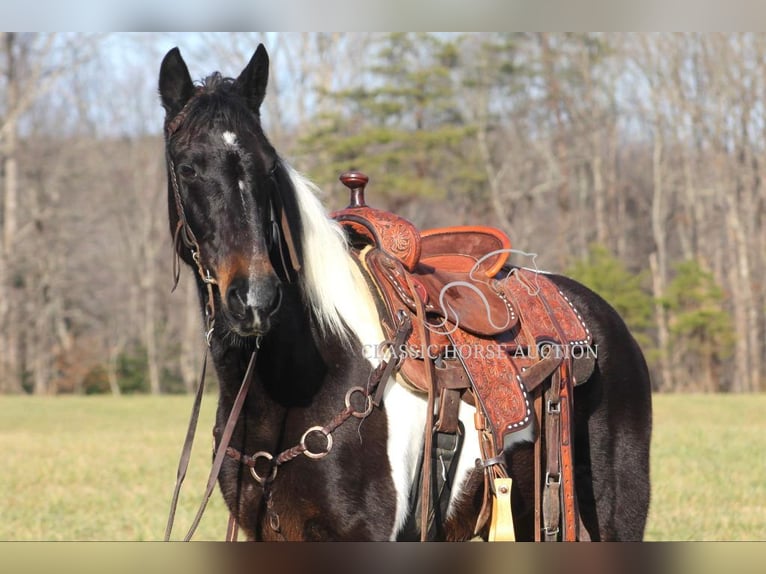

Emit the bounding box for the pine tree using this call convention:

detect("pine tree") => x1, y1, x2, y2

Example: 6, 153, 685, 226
565, 243, 655, 353
662, 260, 735, 391
297, 33, 477, 212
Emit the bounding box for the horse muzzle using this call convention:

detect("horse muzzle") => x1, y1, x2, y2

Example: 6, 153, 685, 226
223, 275, 282, 337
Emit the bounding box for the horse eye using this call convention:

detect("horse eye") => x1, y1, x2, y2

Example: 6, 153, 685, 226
178, 164, 197, 179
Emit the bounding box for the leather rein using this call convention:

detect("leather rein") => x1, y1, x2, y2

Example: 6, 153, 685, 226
162, 93, 300, 541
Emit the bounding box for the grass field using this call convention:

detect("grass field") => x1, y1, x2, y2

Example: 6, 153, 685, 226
0, 394, 764, 541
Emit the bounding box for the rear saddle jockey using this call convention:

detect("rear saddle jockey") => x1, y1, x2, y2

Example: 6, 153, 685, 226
332, 171, 594, 542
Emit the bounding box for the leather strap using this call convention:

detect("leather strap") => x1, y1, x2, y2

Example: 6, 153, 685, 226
535, 287, 579, 542
435, 388, 461, 434
182, 348, 258, 541
405, 273, 437, 542
372, 312, 413, 408
504, 280, 548, 542
533, 389, 543, 541
542, 370, 562, 541
403, 425, 465, 540
558, 362, 577, 541
473, 410, 493, 535
473, 408, 511, 538
164, 347, 209, 541
163, 347, 258, 541
434, 362, 469, 434
541, 364, 578, 542
519, 353, 563, 393
488, 477, 515, 541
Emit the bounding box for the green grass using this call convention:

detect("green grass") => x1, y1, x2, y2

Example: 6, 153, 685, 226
645, 394, 766, 541
0, 396, 228, 541
0, 394, 763, 541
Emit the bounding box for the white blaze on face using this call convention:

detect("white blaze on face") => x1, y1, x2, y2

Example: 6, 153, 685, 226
223, 129, 255, 306
223, 130, 250, 218
222, 131, 238, 147
246, 289, 259, 309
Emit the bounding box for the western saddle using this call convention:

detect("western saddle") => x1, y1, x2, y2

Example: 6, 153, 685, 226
333, 172, 594, 542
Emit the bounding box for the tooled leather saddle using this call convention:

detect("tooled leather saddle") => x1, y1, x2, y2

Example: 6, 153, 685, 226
332, 171, 593, 541
333, 173, 591, 446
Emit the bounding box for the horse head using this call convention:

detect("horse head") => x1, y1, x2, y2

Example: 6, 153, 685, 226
159, 45, 302, 339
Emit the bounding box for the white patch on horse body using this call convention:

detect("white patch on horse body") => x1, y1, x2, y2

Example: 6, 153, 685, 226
446, 400, 481, 519
222, 131, 238, 147
382, 379, 483, 538
381, 379, 427, 539
238, 180, 246, 191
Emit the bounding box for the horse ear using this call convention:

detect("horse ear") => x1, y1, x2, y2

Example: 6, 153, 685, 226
159, 47, 195, 118
235, 43, 269, 113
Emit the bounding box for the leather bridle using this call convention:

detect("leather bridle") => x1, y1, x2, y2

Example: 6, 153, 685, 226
162, 94, 302, 542
165, 90, 302, 304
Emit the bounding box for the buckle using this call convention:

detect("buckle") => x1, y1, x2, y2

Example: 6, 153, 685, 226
545, 472, 561, 486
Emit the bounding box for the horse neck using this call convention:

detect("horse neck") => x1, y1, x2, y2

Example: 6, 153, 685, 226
207, 281, 338, 427
253, 284, 329, 406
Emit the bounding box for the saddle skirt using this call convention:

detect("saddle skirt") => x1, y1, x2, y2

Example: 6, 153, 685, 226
333, 180, 592, 449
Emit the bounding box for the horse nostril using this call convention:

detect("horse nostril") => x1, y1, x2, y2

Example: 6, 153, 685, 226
226, 279, 249, 319
263, 281, 282, 316
225, 276, 281, 333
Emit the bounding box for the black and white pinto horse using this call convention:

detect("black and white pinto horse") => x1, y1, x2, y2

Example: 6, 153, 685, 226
159, 44, 652, 541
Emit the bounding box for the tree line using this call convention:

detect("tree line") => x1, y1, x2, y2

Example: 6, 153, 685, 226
0, 33, 762, 394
